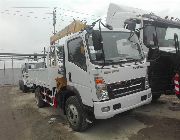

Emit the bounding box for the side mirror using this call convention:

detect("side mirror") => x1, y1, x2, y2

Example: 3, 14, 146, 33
92, 30, 103, 50
174, 33, 180, 52
124, 19, 136, 31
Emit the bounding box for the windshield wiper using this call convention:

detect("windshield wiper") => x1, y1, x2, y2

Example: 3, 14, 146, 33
94, 60, 112, 69
93, 59, 113, 65
126, 57, 143, 64
105, 58, 127, 63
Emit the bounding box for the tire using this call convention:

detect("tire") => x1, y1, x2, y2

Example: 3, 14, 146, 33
35, 87, 45, 108
22, 84, 28, 93
31, 85, 36, 93
65, 96, 89, 132
152, 94, 161, 102
19, 80, 22, 90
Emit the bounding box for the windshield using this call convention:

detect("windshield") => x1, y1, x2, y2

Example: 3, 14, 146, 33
87, 31, 143, 64
143, 26, 180, 47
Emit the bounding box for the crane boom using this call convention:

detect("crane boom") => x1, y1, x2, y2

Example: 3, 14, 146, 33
50, 20, 87, 44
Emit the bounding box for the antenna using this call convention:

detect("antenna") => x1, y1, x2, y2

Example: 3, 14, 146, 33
53, 7, 57, 35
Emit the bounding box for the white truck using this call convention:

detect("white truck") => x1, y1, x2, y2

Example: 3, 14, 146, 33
28, 20, 151, 131
106, 3, 180, 101
19, 61, 45, 93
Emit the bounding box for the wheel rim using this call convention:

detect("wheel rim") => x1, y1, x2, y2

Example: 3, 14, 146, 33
67, 104, 79, 126
35, 94, 39, 105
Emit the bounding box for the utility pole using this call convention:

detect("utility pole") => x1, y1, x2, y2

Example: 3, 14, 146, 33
3, 61, 5, 76
53, 7, 57, 35
43, 47, 46, 68
12, 56, 14, 85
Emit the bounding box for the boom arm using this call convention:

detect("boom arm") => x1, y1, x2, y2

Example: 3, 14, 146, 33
50, 20, 87, 45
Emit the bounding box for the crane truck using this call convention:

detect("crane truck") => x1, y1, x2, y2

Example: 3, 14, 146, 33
28, 19, 152, 131
106, 3, 180, 101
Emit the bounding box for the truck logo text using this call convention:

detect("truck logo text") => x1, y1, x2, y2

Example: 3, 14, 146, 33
133, 66, 144, 69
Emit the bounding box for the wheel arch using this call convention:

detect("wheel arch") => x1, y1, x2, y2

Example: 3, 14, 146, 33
56, 85, 83, 114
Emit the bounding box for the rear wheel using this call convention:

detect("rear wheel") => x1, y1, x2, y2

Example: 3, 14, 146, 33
35, 87, 45, 108
65, 96, 89, 131
19, 80, 23, 90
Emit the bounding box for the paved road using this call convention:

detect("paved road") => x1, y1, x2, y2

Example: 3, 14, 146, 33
0, 86, 180, 140
0, 86, 76, 140
0, 86, 30, 140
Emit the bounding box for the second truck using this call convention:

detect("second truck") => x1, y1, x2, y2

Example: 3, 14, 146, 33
106, 3, 180, 101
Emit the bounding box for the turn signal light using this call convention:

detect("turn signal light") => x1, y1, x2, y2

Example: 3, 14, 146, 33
96, 79, 104, 84
95, 77, 105, 84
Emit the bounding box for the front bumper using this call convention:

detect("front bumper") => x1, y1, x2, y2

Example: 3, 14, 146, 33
94, 88, 152, 119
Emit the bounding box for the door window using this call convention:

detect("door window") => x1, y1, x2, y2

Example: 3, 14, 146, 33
67, 37, 87, 71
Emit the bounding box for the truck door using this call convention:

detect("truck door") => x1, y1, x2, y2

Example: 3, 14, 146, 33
65, 36, 93, 106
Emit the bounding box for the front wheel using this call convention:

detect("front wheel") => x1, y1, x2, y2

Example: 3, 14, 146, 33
65, 96, 89, 132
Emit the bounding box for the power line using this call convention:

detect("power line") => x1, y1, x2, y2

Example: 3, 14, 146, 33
0, 8, 104, 35
0, 10, 98, 22
59, 7, 100, 18
11, 6, 101, 17
10, 6, 101, 18
12, 7, 50, 9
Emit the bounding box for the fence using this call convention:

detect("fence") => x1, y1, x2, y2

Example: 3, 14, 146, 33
0, 68, 21, 86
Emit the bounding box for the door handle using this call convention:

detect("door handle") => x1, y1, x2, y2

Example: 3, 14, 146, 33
68, 72, 72, 82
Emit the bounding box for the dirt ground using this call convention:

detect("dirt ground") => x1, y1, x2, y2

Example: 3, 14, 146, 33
0, 86, 180, 140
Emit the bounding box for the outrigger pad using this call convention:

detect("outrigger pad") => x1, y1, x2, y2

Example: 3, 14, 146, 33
55, 77, 67, 92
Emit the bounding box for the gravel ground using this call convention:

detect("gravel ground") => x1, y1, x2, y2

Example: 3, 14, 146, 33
0, 86, 180, 140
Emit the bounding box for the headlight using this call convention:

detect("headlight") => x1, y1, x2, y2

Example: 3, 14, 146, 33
95, 77, 109, 101
145, 75, 149, 89
96, 88, 109, 101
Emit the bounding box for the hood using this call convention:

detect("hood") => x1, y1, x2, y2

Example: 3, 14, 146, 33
93, 62, 148, 84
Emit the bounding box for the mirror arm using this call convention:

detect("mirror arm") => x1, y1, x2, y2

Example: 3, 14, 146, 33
98, 20, 106, 68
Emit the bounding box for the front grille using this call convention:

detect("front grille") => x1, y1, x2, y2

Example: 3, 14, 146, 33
107, 77, 145, 99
